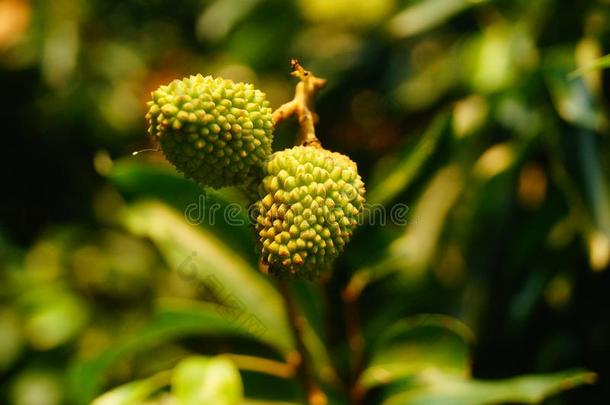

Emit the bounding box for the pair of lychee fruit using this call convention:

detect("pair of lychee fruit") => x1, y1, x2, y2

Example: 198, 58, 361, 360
146, 74, 365, 278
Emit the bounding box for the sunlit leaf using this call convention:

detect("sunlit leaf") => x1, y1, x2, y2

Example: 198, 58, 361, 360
350, 163, 464, 292
569, 53, 610, 78
197, 0, 260, 43
68, 299, 282, 405
109, 160, 256, 264
360, 315, 473, 388
120, 201, 293, 354
381, 369, 596, 405
91, 371, 170, 405
19, 284, 88, 351
10, 369, 64, 405
472, 142, 517, 180
545, 49, 607, 132
388, 0, 488, 38
299, 0, 396, 28
460, 25, 526, 94
393, 51, 458, 111
300, 316, 342, 388
384, 164, 464, 278
452, 95, 489, 138
572, 38, 604, 95
173, 356, 243, 405
290, 282, 341, 388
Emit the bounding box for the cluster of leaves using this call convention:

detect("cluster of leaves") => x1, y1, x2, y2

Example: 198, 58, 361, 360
1, 0, 610, 404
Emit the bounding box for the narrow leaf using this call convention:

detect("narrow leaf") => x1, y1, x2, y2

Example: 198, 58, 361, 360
388, 0, 488, 38
91, 371, 171, 405
569, 54, 610, 78
360, 315, 473, 388
382, 369, 596, 405
120, 201, 293, 354
367, 112, 450, 206
68, 299, 281, 404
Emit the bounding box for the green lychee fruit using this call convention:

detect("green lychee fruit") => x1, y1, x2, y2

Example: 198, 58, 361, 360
255, 145, 366, 278
146, 75, 274, 188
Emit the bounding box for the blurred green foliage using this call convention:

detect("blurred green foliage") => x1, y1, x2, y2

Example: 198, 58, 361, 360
1, 0, 610, 404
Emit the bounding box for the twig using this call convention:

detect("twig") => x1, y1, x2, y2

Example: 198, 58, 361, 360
259, 259, 327, 404
223, 353, 296, 379
273, 59, 327, 147
277, 279, 328, 405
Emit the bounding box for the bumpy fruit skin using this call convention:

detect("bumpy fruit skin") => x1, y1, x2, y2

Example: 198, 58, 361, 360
255, 146, 365, 278
146, 75, 274, 188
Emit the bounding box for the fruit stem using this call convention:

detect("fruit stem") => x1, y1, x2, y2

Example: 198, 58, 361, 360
273, 59, 327, 147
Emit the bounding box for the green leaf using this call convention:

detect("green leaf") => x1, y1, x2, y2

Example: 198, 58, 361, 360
379, 164, 465, 279
196, 0, 261, 43
392, 55, 458, 112
300, 316, 342, 388
367, 112, 449, 206
110, 159, 209, 211
381, 369, 596, 405
109, 160, 256, 264
577, 131, 610, 270
91, 371, 171, 405
545, 48, 607, 132
120, 201, 293, 355
19, 283, 89, 351
388, 0, 488, 38
578, 132, 610, 233
0, 309, 22, 372
10, 369, 64, 405
68, 299, 282, 405
459, 25, 536, 94
569, 54, 610, 78
350, 164, 464, 290
173, 356, 243, 405
290, 282, 341, 388
360, 315, 473, 389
